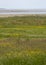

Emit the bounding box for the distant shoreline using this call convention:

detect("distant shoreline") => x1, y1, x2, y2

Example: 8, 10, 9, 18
0, 14, 46, 17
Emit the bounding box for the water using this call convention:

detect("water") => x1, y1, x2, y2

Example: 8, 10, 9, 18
0, 12, 46, 14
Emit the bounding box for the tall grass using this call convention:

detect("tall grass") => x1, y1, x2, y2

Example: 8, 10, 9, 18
0, 15, 46, 65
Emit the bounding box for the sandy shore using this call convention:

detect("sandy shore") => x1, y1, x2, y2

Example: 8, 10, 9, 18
0, 14, 46, 17
0, 14, 35, 17
0, 14, 16, 17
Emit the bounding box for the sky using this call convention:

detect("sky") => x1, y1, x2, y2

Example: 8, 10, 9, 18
0, 0, 46, 9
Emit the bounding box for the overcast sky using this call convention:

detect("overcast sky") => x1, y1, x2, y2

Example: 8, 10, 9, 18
0, 0, 46, 9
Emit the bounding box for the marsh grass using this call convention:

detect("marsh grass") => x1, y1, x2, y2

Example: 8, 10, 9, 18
0, 15, 46, 65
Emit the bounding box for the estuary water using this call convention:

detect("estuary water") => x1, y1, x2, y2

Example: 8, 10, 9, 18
0, 12, 46, 14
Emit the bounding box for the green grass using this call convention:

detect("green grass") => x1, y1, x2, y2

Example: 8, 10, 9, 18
0, 16, 46, 28
0, 15, 46, 65
0, 52, 46, 65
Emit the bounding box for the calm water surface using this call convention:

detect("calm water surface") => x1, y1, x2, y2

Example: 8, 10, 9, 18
0, 12, 46, 14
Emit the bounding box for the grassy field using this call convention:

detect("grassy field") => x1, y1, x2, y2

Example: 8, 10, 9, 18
0, 15, 46, 65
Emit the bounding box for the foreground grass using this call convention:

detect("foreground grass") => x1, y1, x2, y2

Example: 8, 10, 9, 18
0, 38, 46, 65
0, 15, 46, 65
0, 51, 46, 65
